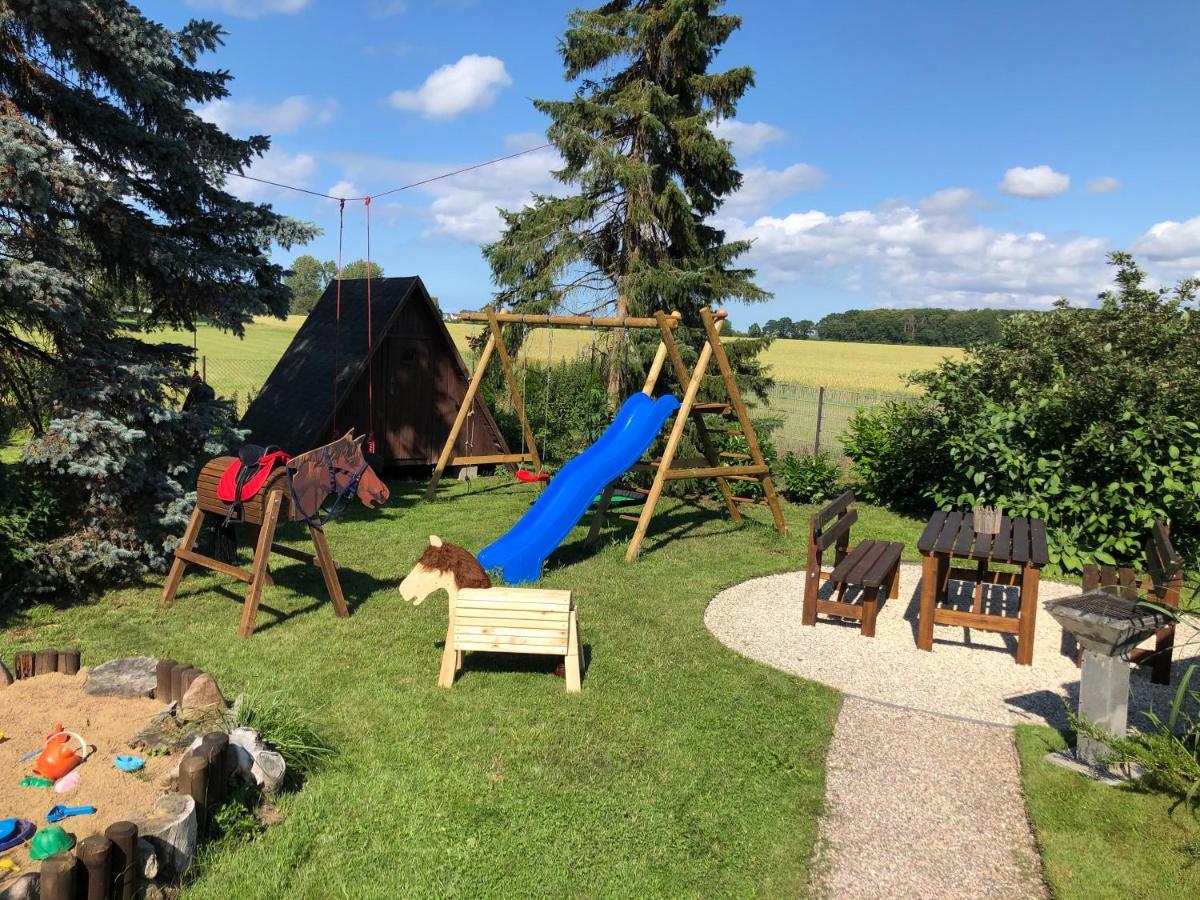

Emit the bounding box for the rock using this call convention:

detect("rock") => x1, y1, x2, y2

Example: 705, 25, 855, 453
83, 656, 158, 698
0, 660, 12, 688
0, 873, 38, 900
140, 883, 168, 900
252, 750, 287, 796
131, 708, 211, 753
138, 836, 160, 880
133, 792, 197, 881
178, 673, 227, 722
228, 728, 286, 794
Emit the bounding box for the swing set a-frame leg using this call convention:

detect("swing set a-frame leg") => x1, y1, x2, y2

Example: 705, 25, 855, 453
427, 331, 496, 500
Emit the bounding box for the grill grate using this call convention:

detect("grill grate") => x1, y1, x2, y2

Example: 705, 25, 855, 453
1053, 592, 1149, 622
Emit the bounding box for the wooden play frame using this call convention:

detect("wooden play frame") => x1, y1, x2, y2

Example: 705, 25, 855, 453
426, 306, 786, 560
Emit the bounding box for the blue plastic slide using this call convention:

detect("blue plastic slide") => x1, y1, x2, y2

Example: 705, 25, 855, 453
477, 392, 681, 583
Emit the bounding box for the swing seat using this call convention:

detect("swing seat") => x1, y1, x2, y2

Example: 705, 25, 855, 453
515, 469, 550, 484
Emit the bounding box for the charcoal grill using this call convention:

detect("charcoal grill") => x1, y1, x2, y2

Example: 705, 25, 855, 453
1044, 591, 1168, 769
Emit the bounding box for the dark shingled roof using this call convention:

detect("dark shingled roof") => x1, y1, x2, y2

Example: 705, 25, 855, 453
240, 276, 422, 453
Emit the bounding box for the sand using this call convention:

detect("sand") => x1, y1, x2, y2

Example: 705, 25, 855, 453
0, 671, 179, 873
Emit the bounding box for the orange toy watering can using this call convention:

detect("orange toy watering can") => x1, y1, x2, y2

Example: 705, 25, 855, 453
33, 729, 89, 781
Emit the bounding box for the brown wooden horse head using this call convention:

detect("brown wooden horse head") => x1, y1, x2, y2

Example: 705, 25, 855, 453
399, 534, 491, 605
286, 429, 389, 522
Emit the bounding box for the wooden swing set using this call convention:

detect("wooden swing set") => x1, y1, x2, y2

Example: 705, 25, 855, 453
426, 306, 787, 560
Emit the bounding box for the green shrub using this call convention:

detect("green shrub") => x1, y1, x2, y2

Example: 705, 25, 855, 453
778, 451, 843, 504
843, 253, 1200, 571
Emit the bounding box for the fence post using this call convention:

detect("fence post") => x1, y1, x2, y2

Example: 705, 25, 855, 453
201, 354, 207, 383
814, 385, 825, 455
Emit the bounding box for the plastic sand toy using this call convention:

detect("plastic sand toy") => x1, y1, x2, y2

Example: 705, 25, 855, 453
0, 820, 36, 854
33, 730, 89, 781
53, 771, 80, 794
114, 755, 145, 773
30, 825, 74, 861
46, 804, 96, 824
18, 777, 53, 788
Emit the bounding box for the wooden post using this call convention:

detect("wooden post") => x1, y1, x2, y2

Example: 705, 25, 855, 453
238, 489, 283, 637
426, 329, 497, 499
1017, 563, 1040, 666
77, 833, 113, 900
178, 753, 210, 834
699, 308, 788, 536
814, 385, 825, 455
170, 663, 192, 704
56, 649, 80, 676
486, 310, 541, 475
13, 650, 34, 679
564, 608, 582, 693
156, 658, 178, 702
201, 731, 231, 809
35, 648, 58, 676
309, 525, 349, 619
39, 852, 78, 900
625, 325, 717, 562
160, 505, 206, 607
917, 553, 938, 651
104, 821, 138, 900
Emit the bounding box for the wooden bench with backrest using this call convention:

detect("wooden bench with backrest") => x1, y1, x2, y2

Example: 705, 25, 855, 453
803, 491, 904, 637
1080, 519, 1183, 685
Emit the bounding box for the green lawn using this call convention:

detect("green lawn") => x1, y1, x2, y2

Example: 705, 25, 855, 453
0, 481, 935, 896
1016, 725, 1200, 898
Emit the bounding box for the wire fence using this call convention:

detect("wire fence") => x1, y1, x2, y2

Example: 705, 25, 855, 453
759, 383, 912, 459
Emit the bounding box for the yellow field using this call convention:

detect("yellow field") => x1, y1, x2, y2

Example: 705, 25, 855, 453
446, 323, 960, 393
129, 316, 960, 400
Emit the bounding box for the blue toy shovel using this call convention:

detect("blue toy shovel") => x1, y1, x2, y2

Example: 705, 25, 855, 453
46, 804, 96, 824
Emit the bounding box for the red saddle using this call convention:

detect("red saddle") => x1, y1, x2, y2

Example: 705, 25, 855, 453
217, 448, 291, 503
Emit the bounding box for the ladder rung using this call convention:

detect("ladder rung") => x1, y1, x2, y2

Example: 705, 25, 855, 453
725, 475, 763, 482
719, 451, 751, 460
617, 513, 642, 522
731, 496, 768, 505
690, 402, 732, 415
719, 429, 743, 436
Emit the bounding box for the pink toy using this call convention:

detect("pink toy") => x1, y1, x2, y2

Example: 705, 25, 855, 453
53, 771, 80, 794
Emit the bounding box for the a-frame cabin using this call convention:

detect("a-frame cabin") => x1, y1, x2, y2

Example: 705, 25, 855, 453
240, 277, 509, 467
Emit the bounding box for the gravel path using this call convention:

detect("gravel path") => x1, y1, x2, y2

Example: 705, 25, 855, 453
705, 563, 1200, 898
813, 698, 1046, 899
705, 564, 1199, 728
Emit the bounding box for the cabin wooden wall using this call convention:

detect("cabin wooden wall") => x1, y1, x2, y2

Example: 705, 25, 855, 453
334, 297, 506, 465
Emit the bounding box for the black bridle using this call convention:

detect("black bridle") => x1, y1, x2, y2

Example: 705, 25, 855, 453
287, 445, 369, 527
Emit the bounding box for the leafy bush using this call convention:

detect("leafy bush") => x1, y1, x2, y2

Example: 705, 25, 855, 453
844, 253, 1200, 570
778, 451, 843, 504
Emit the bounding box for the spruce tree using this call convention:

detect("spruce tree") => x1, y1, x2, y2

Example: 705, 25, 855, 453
0, 1, 315, 596
484, 0, 771, 395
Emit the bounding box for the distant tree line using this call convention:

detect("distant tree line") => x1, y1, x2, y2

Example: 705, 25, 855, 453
285, 255, 385, 315
813, 308, 1023, 347
747, 317, 815, 339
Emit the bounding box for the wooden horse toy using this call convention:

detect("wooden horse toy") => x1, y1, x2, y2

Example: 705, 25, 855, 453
161, 430, 389, 637
400, 536, 582, 692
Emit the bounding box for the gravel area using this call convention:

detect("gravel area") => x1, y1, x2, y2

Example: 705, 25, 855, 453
812, 698, 1046, 900
705, 564, 1200, 728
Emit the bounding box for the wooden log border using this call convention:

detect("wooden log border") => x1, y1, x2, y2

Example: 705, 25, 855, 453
2, 655, 253, 899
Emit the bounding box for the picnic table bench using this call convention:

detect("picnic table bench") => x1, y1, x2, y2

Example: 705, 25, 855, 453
916, 510, 1049, 665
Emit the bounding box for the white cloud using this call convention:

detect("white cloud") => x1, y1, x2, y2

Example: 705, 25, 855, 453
1086, 176, 1121, 194
197, 96, 337, 135
720, 189, 1112, 309
722, 163, 826, 217
325, 180, 361, 201
999, 165, 1071, 198
504, 131, 547, 151
1131, 216, 1200, 274
228, 148, 317, 201
185, 0, 310, 18
388, 55, 512, 120
713, 119, 786, 155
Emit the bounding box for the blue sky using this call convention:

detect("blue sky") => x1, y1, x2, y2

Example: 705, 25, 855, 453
145, 0, 1200, 324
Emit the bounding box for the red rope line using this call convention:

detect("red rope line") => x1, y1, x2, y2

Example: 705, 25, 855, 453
228, 142, 552, 201
364, 196, 375, 455
331, 199, 344, 438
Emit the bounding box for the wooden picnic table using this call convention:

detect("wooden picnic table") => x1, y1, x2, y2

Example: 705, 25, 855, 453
916, 511, 1050, 665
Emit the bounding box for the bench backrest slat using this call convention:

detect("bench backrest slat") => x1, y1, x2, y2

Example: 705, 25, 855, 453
815, 508, 857, 551
814, 490, 855, 529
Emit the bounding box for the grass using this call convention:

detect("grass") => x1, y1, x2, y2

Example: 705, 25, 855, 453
1016, 725, 1200, 898
0, 480, 936, 896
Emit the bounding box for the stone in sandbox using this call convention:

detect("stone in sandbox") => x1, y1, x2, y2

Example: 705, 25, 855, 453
83, 656, 158, 698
